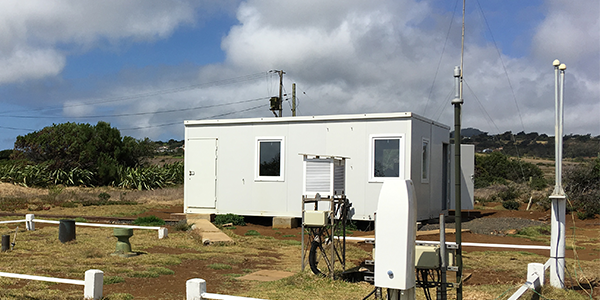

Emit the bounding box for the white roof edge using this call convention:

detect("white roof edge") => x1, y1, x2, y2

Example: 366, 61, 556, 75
185, 112, 449, 129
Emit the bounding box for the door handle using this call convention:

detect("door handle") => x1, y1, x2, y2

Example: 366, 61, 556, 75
189, 171, 195, 176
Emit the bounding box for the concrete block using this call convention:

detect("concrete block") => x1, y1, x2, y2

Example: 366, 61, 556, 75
186, 213, 215, 222
158, 227, 168, 239
26, 214, 35, 231
84, 269, 103, 300
272, 217, 299, 229
186, 278, 207, 300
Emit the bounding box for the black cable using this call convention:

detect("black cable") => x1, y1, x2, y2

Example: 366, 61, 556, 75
423, 0, 460, 117
0, 71, 272, 116
6, 97, 269, 120
120, 103, 268, 131
475, 0, 525, 133
361, 287, 377, 300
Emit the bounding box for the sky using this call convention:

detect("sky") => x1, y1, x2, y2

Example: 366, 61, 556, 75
0, 0, 598, 150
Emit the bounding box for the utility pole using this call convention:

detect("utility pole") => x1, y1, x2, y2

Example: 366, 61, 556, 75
269, 70, 285, 117
292, 83, 297, 116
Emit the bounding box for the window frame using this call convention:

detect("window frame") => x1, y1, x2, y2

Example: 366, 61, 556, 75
369, 134, 405, 182
255, 137, 285, 182
421, 137, 430, 183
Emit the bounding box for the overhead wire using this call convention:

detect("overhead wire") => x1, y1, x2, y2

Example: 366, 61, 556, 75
5, 97, 269, 120
423, 0, 460, 118
475, 0, 525, 133
0, 71, 272, 116
0, 125, 37, 131
120, 103, 269, 131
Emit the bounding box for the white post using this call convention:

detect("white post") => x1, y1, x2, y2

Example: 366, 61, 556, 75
187, 278, 207, 300
159, 227, 168, 239
549, 60, 567, 288
84, 269, 103, 300
549, 195, 566, 288
26, 214, 35, 231
527, 263, 544, 290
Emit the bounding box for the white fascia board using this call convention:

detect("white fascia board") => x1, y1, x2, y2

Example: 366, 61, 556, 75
185, 112, 414, 126
184, 111, 450, 130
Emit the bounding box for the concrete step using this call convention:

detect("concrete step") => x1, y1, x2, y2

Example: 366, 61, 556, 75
187, 218, 233, 245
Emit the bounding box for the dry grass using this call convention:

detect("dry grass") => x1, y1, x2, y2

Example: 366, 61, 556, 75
0, 182, 596, 299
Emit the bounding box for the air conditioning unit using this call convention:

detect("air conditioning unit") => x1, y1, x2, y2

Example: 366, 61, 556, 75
303, 156, 345, 197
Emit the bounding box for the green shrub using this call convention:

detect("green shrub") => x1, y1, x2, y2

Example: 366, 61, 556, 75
517, 225, 550, 236
133, 215, 165, 226
475, 152, 545, 188
98, 192, 111, 201
104, 276, 125, 285
104, 293, 134, 300
173, 220, 193, 231
529, 176, 547, 190
60, 201, 78, 208
214, 213, 245, 226
497, 185, 521, 201
564, 158, 600, 218
244, 230, 260, 236
0, 197, 28, 211
502, 200, 520, 210
577, 211, 596, 220
207, 263, 232, 270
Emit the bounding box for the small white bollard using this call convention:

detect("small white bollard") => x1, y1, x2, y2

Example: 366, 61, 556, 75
159, 227, 168, 239
26, 214, 35, 231
186, 278, 207, 300
527, 263, 545, 290
84, 269, 103, 300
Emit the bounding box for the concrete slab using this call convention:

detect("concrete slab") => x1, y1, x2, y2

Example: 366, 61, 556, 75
237, 270, 295, 282
187, 218, 233, 245
185, 213, 215, 222
272, 217, 299, 229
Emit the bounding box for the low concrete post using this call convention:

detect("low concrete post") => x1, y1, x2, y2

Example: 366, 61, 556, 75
84, 269, 103, 300
159, 227, 168, 239
186, 278, 207, 300
527, 263, 544, 291
26, 214, 35, 231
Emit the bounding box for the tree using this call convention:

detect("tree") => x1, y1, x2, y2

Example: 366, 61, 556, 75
12, 122, 152, 185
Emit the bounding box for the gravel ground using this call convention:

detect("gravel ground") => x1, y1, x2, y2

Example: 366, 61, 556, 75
419, 217, 547, 235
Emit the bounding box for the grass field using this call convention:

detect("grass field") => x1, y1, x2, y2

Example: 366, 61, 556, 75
0, 182, 597, 299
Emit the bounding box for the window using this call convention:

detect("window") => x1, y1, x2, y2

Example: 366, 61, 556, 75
421, 138, 430, 183
370, 135, 404, 181
256, 137, 285, 181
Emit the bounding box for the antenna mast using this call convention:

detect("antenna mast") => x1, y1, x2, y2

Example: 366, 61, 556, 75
454, 1, 465, 300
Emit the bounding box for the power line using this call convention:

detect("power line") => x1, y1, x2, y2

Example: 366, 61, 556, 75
120, 103, 269, 131
6, 97, 269, 120
423, 0, 460, 117
0, 71, 273, 116
0, 125, 36, 131
475, 0, 525, 132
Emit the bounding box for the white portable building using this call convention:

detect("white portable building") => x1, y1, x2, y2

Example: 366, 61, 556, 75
183, 112, 473, 221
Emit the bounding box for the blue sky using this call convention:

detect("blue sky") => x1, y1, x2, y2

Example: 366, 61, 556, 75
0, 0, 598, 150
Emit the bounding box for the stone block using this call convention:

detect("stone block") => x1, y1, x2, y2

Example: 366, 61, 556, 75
272, 217, 299, 229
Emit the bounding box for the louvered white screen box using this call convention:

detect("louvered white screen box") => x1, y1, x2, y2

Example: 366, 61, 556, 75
302, 154, 347, 197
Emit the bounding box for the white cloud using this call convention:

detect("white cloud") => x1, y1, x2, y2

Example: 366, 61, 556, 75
0, 0, 223, 84
0, 47, 65, 82
213, 0, 599, 135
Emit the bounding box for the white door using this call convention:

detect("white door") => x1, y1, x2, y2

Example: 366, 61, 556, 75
185, 138, 217, 209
